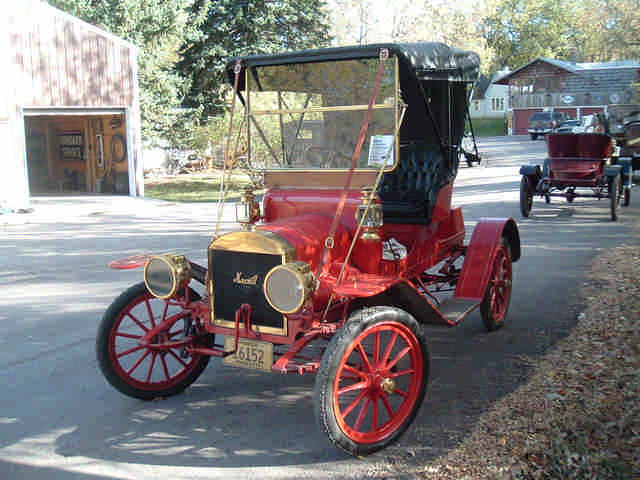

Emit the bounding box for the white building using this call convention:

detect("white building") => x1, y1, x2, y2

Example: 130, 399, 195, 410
469, 72, 510, 119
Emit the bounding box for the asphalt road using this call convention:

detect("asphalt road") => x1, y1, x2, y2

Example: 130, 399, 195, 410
1, 136, 638, 479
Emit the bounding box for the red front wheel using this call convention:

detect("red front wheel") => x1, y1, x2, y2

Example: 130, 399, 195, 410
314, 307, 429, 456
96, 282, 211, 400
480, 239, 513, 331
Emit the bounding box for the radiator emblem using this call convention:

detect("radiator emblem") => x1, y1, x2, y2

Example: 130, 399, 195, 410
233, 272, 259, 286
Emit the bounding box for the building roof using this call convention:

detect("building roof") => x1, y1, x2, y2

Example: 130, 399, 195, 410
494, 57, 640, 84
33, 0, 138, 51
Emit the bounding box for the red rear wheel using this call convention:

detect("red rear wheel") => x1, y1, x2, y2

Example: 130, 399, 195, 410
97, 282, 211, 400
480, 240, 512, 331
315, 307, 429, 456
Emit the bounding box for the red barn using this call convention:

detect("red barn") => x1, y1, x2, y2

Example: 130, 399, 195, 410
494, 58, 640, 135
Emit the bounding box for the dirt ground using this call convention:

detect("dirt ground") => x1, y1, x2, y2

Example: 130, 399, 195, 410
380, 245, 640, 480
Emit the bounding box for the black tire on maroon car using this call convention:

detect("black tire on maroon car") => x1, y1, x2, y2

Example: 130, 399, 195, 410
566, 190, 574, 203
609, 176, 619, 221
519, 177, 533, 217
623, 186, 631, 207
96, 282, 212, 400
314, 307, 429, 456
480, 238, 513, 332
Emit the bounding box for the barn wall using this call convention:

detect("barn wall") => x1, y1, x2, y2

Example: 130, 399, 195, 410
9, 1, 135, 108
512, 107, 605, 135
1, 1, 142, 206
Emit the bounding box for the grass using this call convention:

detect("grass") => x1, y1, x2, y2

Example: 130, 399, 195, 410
144, 172, 257, 203
471, 117, 507, 137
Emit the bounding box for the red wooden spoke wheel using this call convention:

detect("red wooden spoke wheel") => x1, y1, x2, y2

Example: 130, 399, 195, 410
480, 240, 512, 331
314, 307, 429, 456
96, 282, 211, 400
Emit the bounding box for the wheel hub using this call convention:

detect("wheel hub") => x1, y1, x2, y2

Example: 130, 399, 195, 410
380, 377, 396, 394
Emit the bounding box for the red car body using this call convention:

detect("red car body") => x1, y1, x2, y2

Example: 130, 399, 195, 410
98, 43, 521, 456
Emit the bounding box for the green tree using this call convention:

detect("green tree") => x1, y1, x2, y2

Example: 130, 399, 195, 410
571, 0, 640, 62
177, 0, 331, 122
482, 0, 640, 69
47, 0, 191, 145
326, 0, 495, 75
482, 0, 576, 70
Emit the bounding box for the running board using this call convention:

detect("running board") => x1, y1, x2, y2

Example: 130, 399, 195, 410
436, 298, 479, 326
361, 282, 478, 327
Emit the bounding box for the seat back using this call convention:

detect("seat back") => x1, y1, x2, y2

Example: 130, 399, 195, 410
547, 133, 610, 180
547, 133, 611, 160
379, 145, 454, 224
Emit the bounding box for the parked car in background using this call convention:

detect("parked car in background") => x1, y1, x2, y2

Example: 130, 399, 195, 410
553, 119, 580, 133
528, 111, 569, 140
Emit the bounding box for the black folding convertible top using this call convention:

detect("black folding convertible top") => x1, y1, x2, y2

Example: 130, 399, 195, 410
225, 43, 480, 225
226, 42, 480, 86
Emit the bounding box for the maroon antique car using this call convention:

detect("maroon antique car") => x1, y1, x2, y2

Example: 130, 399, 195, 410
520, 132, 631, 220
97, 43, 521, 456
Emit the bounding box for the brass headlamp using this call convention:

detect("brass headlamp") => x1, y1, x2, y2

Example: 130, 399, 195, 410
143, 254, 192, 299
263, 261, 315, 314
235, 186, 260, 229
355, 186, 383, 241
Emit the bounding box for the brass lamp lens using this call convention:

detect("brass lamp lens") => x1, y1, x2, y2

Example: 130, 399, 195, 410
143, 255, 190, 299
264, 262, 313, 314
144, 257, 176, 298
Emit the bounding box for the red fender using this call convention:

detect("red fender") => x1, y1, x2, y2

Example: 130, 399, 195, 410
108, 254, 153, 270
454, 218, 520, 301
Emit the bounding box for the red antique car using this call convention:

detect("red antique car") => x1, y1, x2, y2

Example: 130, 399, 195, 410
520, 132, 631, 220
97, 43, 521, 456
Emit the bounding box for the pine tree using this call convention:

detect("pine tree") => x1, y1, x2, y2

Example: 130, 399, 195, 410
177, 0, 331, 121
47, 0, 191, 145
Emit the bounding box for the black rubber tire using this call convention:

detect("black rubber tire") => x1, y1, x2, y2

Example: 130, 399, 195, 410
480, 238, 513, 332
623, 187, 631, 207
609, 176, 619, 221
314, 307, 429, 456
519, 177, 533, 217
96, 282, 211, 400
530, 134, 537, 140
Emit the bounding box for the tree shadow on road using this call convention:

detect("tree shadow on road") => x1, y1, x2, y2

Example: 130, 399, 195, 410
1, 190, 638, 478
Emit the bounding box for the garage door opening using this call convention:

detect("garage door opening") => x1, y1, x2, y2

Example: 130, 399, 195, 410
25, 113, 130, 195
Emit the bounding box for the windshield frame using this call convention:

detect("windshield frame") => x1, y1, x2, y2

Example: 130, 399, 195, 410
244, 54, 400, 173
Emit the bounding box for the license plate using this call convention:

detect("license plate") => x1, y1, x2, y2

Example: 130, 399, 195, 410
223, 337, 274, 371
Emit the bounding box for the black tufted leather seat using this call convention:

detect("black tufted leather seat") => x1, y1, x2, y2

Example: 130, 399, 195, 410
379, 144, 456, 224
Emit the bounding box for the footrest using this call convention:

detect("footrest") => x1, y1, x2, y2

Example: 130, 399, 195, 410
437, 298, 479, 325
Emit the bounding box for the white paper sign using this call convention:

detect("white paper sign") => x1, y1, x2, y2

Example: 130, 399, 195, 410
368, 135, 394, 166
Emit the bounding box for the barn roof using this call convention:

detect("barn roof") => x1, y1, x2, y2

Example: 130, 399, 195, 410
35, 0, 138, 51
494, 57, 640, 84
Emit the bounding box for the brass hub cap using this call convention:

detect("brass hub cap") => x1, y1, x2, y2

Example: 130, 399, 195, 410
380, 377, 396, 394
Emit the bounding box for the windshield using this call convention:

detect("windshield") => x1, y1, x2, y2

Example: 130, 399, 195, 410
530, 113, 551, 121
246, 57, 398, 170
